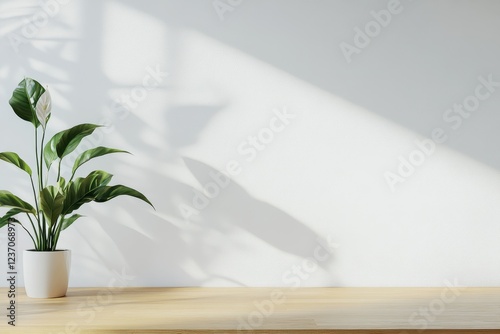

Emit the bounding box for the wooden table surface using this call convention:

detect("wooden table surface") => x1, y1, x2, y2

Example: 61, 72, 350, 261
1, 287, 500, 333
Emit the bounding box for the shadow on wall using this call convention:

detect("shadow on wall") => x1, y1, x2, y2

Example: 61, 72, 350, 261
121, 0, 500, 170
182, 157, 333, 262
15, 0, 499, 286
0, 0, 344, 286
85, 156, 334, 286
168, 105, 226, 148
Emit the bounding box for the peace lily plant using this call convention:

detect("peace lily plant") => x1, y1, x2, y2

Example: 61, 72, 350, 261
0, 77, 153, 252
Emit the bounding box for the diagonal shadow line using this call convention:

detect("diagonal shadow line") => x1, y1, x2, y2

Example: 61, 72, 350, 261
182, 156, 335, 266
119, 0, 500, 171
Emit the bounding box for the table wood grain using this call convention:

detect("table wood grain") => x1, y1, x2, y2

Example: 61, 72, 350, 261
1, 287, 499, 333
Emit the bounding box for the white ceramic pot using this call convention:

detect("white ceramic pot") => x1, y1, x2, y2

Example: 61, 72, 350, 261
23, 250, 71, 298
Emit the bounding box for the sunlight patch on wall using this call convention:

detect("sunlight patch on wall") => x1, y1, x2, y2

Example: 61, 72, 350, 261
102, 1, 167, 84
165, 29, 500, 286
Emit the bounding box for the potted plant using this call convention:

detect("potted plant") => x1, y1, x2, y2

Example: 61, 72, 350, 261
0, 77, 153, 298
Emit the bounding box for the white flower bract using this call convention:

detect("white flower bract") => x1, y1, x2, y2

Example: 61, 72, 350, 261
36, 89, 52, 129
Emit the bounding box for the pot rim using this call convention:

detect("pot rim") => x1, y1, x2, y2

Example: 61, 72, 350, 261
24, 249, 71, 252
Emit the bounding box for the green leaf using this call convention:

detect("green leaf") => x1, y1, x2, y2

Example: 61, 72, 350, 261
44, 123, 101, 168
62, 170, 113, 215
9, 78, 45, 127
0, 152, 32, 176
61, 214, 83, 231
59, 176, 66, 190
56, 123, 101, 159
0, 190, 36, 215
95, 185, 155, 209
73, 147, 129, 175
0, 208, 23, 229
43, 131, 64, 169
40, 186, 65, 227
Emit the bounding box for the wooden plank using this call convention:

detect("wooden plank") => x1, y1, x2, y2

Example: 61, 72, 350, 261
0, 288, 499, 333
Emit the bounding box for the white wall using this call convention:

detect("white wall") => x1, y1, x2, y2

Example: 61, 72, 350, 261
1, 0, 500, 287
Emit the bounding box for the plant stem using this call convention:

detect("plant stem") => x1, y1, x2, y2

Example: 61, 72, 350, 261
25, 212, 39, 249
40, 129, 47, 250
50, 212, 62, 248
35, 127, 40, 187
29, 176, 42, 246
52, 215, 65, 251
21, 215, 37, 247
40, 129, 46, 189
41, 216, 48, 250
34, 127, 45, 250
57, 159, 62, 182
49, 218, 58, 250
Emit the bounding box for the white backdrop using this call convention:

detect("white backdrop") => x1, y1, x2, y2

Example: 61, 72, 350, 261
1, 0, 500, 287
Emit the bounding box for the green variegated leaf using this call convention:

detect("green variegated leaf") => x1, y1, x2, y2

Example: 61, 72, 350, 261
40, 186, 65, 227
62, 170, 113, 215
95, 185, 154, 209
73, 147, 129, 175
61, 214, 83, 231
0, 152, 32, 176
9, 78, 45, 127
44, 123, 101, 168
0, 190, 36, 215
